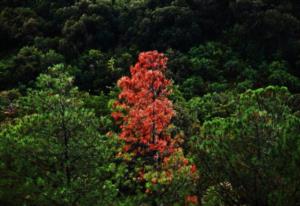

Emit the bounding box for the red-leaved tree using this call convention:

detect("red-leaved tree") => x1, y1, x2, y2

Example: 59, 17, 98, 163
112, 51, 175, 160
112, 51, 199, 204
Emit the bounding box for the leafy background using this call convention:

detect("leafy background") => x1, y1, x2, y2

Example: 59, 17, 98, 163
1, 0, 300, 205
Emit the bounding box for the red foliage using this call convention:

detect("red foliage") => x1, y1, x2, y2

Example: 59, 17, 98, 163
190, 164, 197, 174
185, 195, 198, 205
112, 51, 175, 159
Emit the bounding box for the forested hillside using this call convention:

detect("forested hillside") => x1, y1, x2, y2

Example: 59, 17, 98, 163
1, 0, 300, 205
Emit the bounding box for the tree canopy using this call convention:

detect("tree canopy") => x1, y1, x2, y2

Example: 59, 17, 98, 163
1, 0, 300, 205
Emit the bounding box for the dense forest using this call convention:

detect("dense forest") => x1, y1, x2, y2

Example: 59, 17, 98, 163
1, 0, 300, 205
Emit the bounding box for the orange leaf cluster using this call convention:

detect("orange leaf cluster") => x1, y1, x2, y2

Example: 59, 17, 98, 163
112, 51, 175, 159
185, 195, 198, 205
